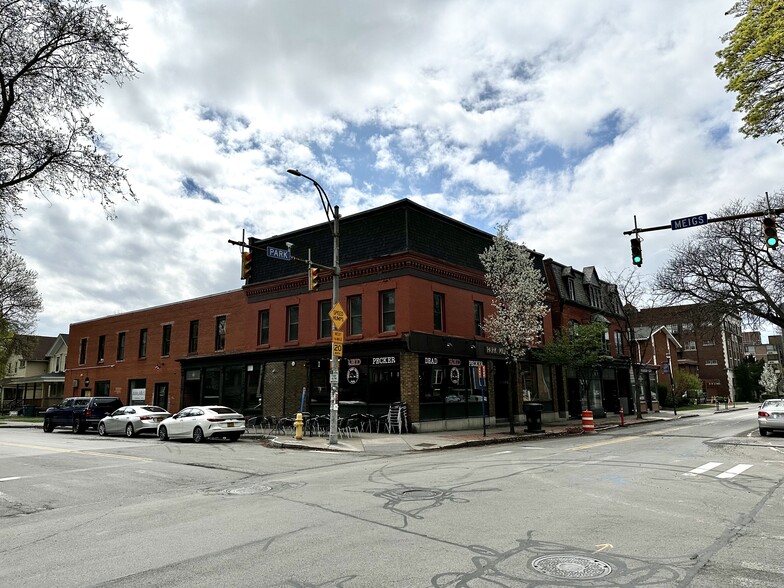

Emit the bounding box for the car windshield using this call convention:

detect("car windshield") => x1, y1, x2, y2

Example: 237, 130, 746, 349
764, 400, 784, 409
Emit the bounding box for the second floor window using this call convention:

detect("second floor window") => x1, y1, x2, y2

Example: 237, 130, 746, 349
474, 301, 484, 336
381, 290, 395, 332
117, 332, 126, 361
614, 331, 624, 355
348, 295, 362, 335
97, 335, 105, 363
319, 300, 331, 339
215, 316, 226, 351
287, 305, 299, 342
161, 324, 172, 356
433, 292, 445, 331
258, 310, 269, 345
79, 338, 87, 364
139, 328, 148, 358
188, 320, 199, 354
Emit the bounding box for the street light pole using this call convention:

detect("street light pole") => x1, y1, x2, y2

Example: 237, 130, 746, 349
666, 352, 677, 416
287, 169, 340, 445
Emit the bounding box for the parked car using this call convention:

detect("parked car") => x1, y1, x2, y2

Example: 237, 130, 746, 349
157, 405, 245, 443
98, 405, 171, 437
43, 396, 123, 433
758, 399, 784, 436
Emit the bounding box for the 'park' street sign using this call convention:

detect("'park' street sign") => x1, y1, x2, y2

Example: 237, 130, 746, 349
266, 246, 291, 261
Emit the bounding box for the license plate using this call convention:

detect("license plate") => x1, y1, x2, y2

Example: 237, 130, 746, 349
227, 422, 234, 427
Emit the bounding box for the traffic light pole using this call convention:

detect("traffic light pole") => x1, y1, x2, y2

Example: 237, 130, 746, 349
288, 169, 341, 445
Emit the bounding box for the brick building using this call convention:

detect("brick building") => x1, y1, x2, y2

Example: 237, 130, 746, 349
65, 199, 637, 430
637, 305, 743, 400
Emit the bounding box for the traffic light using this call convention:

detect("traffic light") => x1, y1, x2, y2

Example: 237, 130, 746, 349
630, 237, 643, 267
763, 216, 779, 249
308, 266, 320, 291
241, 251, 252, 280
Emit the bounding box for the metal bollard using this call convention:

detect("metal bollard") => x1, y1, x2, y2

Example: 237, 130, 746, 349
619, 407, 625, 427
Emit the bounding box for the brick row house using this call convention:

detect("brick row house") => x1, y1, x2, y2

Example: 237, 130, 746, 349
64, 199, 637, 430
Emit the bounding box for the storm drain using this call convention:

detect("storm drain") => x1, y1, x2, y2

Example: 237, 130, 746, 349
390, 488, 445, 501
531, 555, 612, 579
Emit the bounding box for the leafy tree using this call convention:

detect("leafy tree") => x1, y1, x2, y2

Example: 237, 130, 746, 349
672, 370, 704, 406
535, 321, 609, 414
0, 0, 138, 243
734, 355, 764, 401
655, 192, 784, 330
479, 223, 549, 434
715, 0, 784, 144
759, 360, 781, 397
0, 248, 42, 379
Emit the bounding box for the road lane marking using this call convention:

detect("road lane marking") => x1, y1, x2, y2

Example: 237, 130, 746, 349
0, 441, 150, 462
716, 464, 753, 479
0, 477, 21, 482
566, 436, 640, 451
683, 462, 722, 476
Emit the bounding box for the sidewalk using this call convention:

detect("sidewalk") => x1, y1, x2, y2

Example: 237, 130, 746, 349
1, 405, 750, 455
258, 405, 750, 454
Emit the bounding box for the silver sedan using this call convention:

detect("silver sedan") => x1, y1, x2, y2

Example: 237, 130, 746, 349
98, 405, 171, 437
758, 399, 784, 436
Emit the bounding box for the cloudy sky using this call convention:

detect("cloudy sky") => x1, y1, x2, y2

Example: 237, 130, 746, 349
14, 0, 784, 337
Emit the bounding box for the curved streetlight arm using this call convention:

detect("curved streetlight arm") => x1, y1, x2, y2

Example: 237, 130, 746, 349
287, 169, 335, 222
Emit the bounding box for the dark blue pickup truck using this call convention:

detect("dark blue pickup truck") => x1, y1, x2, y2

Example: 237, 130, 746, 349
43, 396, 123, 433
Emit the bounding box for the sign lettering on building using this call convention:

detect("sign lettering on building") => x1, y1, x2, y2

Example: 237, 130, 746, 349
372, 356, 396, 365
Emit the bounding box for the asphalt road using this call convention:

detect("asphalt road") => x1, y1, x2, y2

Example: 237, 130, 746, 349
1, 410, 782, 587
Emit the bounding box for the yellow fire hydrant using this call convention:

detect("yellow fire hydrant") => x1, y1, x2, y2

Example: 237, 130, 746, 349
294, 412, 304, 440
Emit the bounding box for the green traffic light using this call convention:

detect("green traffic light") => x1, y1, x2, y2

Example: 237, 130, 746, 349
763, 217, 778, 249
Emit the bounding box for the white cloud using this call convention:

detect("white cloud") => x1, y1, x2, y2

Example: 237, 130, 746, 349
11, 0, 784, 336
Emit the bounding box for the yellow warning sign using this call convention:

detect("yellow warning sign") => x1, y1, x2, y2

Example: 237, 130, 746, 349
329, 302, 346, 329
332, 342, 343, 357
332, 330, 344, 343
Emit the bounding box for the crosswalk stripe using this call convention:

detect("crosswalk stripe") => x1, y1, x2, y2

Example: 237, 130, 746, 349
716, 464, 753, 479
684, 462, 722, 476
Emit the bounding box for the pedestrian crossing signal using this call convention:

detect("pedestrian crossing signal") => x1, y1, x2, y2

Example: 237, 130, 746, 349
630, 237, 643, 267
763, 217, 778, 249
241, 251, 252, 280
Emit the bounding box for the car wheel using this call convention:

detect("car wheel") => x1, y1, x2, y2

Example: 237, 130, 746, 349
192, 427, 205, 443
158, 426, 169, 441
43, 419, 54, 433
760, 428, 769, 436
227, 433, 241, 442
125, 423, 135, 437
98, 422, 107, 436
72, 418, 85, 434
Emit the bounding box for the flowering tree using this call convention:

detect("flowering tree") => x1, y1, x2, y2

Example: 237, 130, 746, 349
759, 361, 780, 399
480, 223, 549, 433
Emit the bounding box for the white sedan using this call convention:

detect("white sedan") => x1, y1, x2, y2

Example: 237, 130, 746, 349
157, 405, 245, 443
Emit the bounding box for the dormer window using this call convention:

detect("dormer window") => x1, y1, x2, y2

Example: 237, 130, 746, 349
567, 278, 576, 300
589, 286, 602, 308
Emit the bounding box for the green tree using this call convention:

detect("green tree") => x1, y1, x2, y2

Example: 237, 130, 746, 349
733, 355, 764, 401
0, 0, 138, 242
534, 321, 609, 413
479, 223, 549, 434
715, 0, 784, 144
672, 370, 704, 406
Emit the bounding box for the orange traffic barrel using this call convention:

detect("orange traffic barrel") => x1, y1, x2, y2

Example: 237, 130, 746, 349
581, 410, 595, 433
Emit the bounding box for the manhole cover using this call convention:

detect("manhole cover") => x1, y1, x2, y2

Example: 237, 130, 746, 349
531, 555, 612, 579
391, 488, 445, 501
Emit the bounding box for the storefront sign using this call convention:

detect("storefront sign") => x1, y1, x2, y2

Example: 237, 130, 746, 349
372, 356, 397, 365
448, 358, 461, 366
347, 367, 359, 384
131, 388, 146, 402
450, 367, 460, 384
424, 357, 438, 365
347, 358, 362, 366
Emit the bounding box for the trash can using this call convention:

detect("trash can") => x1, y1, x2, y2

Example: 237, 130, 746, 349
22, 405, 36, 417
523, 402, 543, 433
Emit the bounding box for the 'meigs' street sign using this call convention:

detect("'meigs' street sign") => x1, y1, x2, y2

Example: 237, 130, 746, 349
670, 213, 708, 230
